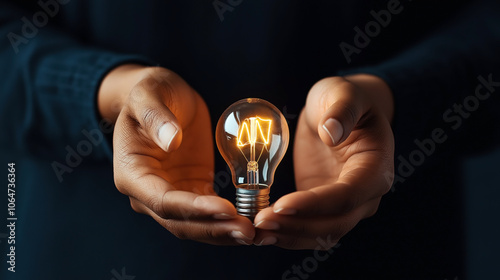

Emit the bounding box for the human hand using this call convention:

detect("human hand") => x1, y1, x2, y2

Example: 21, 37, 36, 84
98, 65, 254, 245
254, 74, 395, 249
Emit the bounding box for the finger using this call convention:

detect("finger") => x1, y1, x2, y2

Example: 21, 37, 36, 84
271, 164, 390, 217
255, 233, 337, 250
115, 161, 237, 220
127, 70, 199, 153
254, 200, 378, 250
255, 199, 379, 238
306, 77, 367, 146
129, 197, 148, 215
135, 200, 256, 246
157, 190, 237, 221
254, 227, 339, 250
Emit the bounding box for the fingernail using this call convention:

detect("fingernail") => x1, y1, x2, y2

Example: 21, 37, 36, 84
322, 118, 343, 145
158, 122, 178, 151
274, 208, 297, 215
235, 239, 251, 245
230, 231, 252, 245
254, 220, 280, 230
255, 236, 277, 246
213, 213, 235, 220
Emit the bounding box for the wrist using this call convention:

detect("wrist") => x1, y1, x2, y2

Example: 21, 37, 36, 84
98, 64, 148, 123
343, 74, 394, 123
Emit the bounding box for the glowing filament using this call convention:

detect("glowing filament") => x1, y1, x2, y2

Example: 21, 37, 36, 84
237, 117, 272, 147
236, 116, 272, 187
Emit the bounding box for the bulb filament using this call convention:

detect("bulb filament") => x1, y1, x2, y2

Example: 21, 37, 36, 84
236, 117, 272, 187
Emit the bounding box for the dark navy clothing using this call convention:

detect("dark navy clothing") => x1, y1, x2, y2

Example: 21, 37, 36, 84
1, 0, 499, 279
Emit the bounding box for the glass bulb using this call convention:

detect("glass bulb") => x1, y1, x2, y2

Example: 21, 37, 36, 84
216, 98, 289, 219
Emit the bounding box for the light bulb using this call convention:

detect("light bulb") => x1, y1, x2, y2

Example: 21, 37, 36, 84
216, 98, 289, 219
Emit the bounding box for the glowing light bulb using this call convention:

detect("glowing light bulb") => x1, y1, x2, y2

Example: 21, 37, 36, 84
216, 98, 289, 219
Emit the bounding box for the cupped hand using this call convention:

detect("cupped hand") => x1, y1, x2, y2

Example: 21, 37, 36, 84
254, 75, 395, 249
99, 65, 254, 245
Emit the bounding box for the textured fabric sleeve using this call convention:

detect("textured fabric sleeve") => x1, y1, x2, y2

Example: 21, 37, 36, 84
0, 1, 154, 167
340, 0, 500, 146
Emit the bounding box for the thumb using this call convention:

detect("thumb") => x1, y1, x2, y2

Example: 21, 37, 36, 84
306, 77, 366, 146
128, 86, 183, 153
157, 117, 183, 153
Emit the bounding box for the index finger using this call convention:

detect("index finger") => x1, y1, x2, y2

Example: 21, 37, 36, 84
114, 156, 237, 220
273, 161, 392, 217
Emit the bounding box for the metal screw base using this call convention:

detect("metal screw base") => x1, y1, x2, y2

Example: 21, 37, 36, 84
236, 187, 270, 220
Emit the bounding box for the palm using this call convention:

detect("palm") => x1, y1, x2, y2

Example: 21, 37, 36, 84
253, 76, 395, 250
114, 93, 214, 195
109, 68, 253, 245
294, 109, 393, 192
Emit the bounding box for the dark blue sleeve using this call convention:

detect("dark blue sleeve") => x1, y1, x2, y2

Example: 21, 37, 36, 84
341, 0, 500, 144
0, 1, 152, 162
